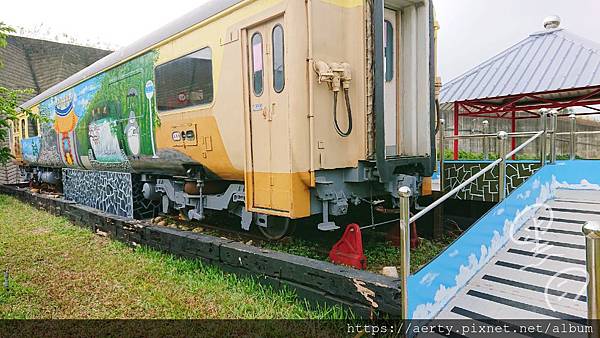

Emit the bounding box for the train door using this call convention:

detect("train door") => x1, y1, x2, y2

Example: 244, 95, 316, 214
246, 17, 291, 213
384, 8, 399, 156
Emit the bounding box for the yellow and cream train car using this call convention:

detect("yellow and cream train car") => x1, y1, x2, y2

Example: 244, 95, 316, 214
15, 0, 435, 238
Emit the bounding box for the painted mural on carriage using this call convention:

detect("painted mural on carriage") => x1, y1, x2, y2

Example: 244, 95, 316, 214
21, 52, 159, 172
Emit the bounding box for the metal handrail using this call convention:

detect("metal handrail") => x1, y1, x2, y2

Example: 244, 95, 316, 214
445, 125, 600, 139
445, 131, 540, 140
556, 130, 600, 136
505, 131, 545, 158
399, 109, 600, 320
583, 221, 600, 321
409, 130, 543, 224
443, 129, 600, 140
398, 129, 543, 319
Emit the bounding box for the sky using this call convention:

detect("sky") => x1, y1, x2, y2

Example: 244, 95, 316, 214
2, 0, 599, 83
433, 0, 600, 81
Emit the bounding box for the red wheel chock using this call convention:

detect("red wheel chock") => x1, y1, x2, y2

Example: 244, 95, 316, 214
386, 218, 420, 249
329, 223, 367, 270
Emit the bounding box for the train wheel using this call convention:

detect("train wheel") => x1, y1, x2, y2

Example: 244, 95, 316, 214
258, 216, 295, 240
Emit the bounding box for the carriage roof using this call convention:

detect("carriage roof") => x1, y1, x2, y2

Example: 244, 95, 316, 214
21, 0, 244, 109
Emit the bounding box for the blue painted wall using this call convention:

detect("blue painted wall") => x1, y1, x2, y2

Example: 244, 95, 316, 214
409, 160, 600, 319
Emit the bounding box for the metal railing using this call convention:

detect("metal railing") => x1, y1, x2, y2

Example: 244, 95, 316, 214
397, 109, 600, 320
442, 111, 600, 169
397, 129, 544, 319
583, 221, 600, 322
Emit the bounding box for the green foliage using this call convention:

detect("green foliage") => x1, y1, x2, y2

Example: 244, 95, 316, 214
442, 148, 582, 161
0, 86, 34, 165
0, 23, 38, 165
443, 149, 498, 160
0, 22, 15, 64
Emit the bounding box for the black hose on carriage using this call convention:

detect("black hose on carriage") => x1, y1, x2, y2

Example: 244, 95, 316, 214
333, 89, 353, 137
434, 98, 441, 134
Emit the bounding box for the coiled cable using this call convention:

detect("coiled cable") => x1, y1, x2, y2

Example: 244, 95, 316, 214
333, 89, 353, 137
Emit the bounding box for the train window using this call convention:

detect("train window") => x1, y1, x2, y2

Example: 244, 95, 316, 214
20, 119, 25, 138
28, 117, 38, 137
384, 20, 394, 82
251, 33, 264, 97
272, 25, 285, 93
155, 47, 213, 112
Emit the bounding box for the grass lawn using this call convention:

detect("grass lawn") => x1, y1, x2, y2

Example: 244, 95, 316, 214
0, 195, 347, 320
265, 236, 455, 274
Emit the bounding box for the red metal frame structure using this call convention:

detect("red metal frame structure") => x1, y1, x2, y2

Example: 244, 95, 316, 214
452, 85, 600, 159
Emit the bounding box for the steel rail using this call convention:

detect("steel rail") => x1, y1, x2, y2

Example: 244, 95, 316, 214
409, 131, 543, 224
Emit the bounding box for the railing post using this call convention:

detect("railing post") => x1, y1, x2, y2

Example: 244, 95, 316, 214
570, 114, 577, 160
540, 109, 548, 166
583, 221, 600, 332
439, 119, 445, 192
497, 131, 508, 201
398, 186, 411, 320
482, 120, 489, 160
550, 110, 558, 164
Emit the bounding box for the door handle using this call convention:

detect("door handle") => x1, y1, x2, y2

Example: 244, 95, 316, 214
269, 103, 275, 121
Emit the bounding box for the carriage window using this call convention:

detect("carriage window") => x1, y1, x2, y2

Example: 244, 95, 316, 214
384, 20, 394, 82
272, 25, 285, 93
155, 47, 213, 112
28, 117, 38, 137
251, 33, 264, 96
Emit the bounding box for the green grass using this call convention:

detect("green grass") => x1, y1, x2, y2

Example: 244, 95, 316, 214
261, 234, 455, 275
0, 195, 347, 320
262, 239, 327, 261
364, 237, 456, 274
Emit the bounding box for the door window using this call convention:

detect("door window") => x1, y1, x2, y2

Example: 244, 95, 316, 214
251, 33, 264, 97
272, 25, 285, 93
384, 20, 394, 82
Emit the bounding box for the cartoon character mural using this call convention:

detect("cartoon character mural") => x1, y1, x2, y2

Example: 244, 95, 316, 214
53, 93, 79, 166
125, 111, 141, 157
35, 101, 64, 167
18, 51, 159, 171
124, 88, 141, 157
88, 117, 127, 163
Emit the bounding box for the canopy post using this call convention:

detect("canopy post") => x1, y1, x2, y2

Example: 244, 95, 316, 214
511, 112, 516, 160
453, 102, 459, 160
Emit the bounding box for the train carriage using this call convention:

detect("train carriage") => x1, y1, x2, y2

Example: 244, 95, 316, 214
13, 0, 436, 239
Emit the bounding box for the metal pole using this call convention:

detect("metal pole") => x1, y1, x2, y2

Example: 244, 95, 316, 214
550, 110, 558, 164
583, 221, 600, 334
540, 109, 548, 166
497, 131, 508, 201
570, 114, 577, 160
453, 102, 459, 160
439, 119, 445, 192
482, 120, 489, 160
511, 113, 517, 160
398, 186, 411, 321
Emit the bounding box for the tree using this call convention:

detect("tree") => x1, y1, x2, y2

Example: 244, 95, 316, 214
0, 22, 33, 165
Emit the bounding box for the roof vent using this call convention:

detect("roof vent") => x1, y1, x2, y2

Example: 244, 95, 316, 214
543, 15, 561, 29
